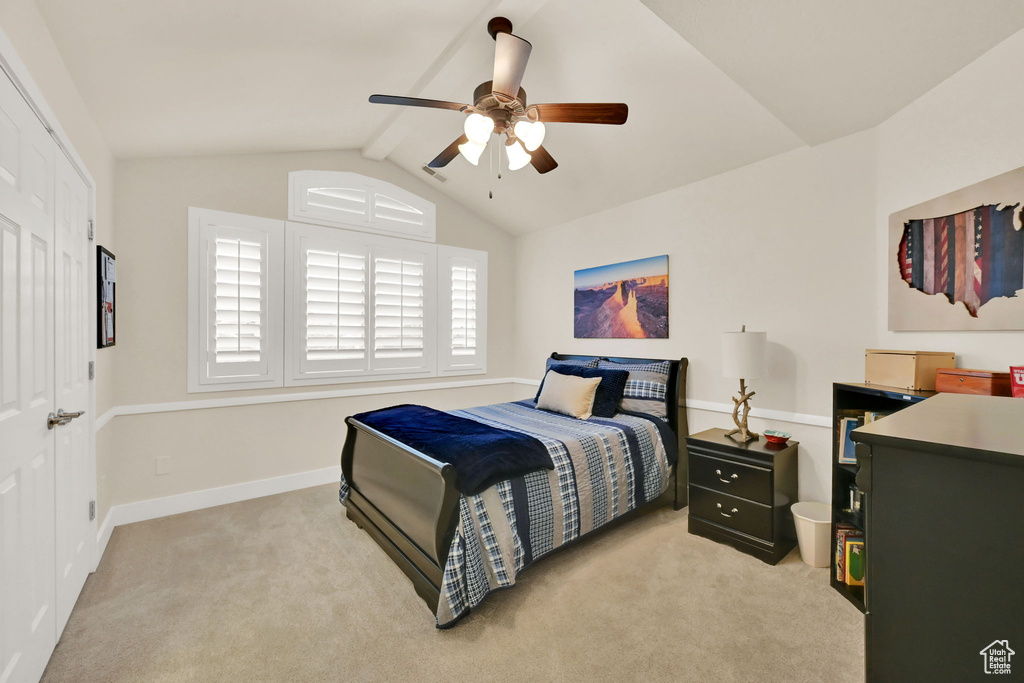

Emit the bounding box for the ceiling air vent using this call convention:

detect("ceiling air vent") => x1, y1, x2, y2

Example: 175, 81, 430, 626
421, 164, 448, 183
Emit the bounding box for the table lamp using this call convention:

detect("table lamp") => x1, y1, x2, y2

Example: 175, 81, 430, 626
722, 325, 766, 442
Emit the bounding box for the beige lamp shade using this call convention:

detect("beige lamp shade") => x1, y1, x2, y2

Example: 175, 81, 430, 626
722, 330, 767, 379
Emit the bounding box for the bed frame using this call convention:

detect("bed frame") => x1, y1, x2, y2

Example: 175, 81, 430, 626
340, 353, 689, 613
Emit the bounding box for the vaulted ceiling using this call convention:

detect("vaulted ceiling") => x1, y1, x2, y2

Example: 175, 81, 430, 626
35, 0, 1024, 234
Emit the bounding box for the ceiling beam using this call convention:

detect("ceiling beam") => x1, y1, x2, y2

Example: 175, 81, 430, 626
361, 0, 549, 162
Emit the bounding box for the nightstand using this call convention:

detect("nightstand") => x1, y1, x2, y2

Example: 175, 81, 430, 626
686, 428, 798, 564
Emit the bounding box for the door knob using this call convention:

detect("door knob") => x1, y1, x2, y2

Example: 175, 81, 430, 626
47, 408, 85, 430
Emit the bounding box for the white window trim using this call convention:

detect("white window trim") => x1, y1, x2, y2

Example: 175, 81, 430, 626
288, 170, 436, 243
188, 176, 485, 394
187, 207, 284, 393
437, 245, 487, 376
284, 222, 438, 387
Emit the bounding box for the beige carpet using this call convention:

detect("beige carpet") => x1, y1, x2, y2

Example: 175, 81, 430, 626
42, 485, 864, 682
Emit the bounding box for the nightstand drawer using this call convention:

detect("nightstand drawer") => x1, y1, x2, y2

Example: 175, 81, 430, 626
689, 453, 772, 504
690, 485, 772, 541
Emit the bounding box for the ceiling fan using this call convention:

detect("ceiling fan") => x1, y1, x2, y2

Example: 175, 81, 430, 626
369, 16, 628, 175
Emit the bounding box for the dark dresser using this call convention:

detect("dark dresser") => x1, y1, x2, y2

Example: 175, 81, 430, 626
852, 393, 1024, 681
686, 428, 798, 564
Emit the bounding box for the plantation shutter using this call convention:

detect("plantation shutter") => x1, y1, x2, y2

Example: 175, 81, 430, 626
285, 222, 370, 383
289, 171, 436, 242
285, 224, 434, 384
305, 248, 367, 362
370, 242, 436, 373
437, 246, 487, 375
213, 235, 262, 364
189, 208, 284, 391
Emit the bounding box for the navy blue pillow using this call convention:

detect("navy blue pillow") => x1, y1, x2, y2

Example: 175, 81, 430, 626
535, 364, 629, 418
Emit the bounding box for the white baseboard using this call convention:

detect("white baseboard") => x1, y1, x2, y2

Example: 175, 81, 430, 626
94, 465, 341, 566
90, 378, 830, 568
95, 510, 115, 570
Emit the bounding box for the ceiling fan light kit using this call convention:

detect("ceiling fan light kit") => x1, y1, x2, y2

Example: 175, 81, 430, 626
504, 138, 532, 171
369, 16, 628, 176
463, 113, 494, 145
513, 119, 545, 151
457, 139, 486, 166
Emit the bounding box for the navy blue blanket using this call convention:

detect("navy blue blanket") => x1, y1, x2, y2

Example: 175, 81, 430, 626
351, 404, 554, 495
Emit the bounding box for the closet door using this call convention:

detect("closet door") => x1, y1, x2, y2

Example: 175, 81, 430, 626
0, 68, 58, 683
53, 150, 92, 635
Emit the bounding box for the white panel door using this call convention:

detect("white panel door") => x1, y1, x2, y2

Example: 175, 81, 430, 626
53, 150, 92, 636
0, 69, 57, 683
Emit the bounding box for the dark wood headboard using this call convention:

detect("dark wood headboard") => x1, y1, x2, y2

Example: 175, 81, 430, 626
548, 353, 689, 444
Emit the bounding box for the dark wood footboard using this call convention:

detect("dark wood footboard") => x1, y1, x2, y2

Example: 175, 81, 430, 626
340, 419, 461, 610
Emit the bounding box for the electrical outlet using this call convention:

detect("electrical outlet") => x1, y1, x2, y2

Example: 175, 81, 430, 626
155, 456, 171, 476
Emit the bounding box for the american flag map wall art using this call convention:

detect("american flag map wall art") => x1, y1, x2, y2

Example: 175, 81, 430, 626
898, 203, 1024, 318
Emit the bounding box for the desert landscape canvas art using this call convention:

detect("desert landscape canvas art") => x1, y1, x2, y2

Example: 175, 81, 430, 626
574, 255, 669, 338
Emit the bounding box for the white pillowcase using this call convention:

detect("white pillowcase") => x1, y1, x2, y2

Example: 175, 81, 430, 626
536, 371, 602, 420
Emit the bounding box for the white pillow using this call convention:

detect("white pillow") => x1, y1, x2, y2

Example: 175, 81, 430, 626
536, 371, 602, 420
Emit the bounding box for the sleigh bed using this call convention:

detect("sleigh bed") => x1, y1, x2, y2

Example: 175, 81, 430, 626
339, 353, 689, 627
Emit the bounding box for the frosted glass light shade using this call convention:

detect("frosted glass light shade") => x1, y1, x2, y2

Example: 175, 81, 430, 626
505, 139, 531, 171
464, 113, 494, 145
513, 120, 546, 151
722, 330, 767, 379
458, 140, 486, 165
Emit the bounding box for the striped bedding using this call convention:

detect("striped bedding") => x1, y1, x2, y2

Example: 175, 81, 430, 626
340, 399, 672, 628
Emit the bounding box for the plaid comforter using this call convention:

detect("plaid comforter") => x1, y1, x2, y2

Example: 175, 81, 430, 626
340, 400, 671, 628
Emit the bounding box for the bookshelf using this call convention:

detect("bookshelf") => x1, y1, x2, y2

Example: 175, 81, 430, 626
830, 382, 934, 612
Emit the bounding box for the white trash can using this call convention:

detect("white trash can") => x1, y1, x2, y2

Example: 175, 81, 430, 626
791, 501, 831, 568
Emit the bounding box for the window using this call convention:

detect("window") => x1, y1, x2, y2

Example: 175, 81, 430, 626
288, 170, 436, 242
437, 246, 487, 375
284, 222, 437, 386
188, 208, 283, 392
189, 175, 483, 393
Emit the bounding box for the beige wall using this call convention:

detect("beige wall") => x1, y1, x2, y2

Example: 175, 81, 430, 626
514, 131, 878, 503
874, 27, 1024, 365
100, 150, 518, 519
105, 384, 526, 511
11, 1, 1024, 520
514, 27, 1024, 506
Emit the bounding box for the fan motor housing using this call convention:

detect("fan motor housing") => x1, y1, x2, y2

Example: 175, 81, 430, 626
473, 80, 526, 132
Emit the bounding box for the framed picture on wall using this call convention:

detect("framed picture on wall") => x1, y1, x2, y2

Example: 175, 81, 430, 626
97, 245, 116, 348
888, 165, 1024, 330
574, 255, 669, 338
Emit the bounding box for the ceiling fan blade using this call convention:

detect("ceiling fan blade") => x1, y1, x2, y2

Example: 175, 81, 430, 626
428, 135, 469, 168
492, 32, 532, 99
369, 94, 469, 112
529, 103, 628, 125
530, 145, 558, 174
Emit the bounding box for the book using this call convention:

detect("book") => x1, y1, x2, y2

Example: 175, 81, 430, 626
845, 539, 865, 586
864, 411, 892, 424
836, 525, 863, 582
838, 417, 861, 464
835, 523, 855, 581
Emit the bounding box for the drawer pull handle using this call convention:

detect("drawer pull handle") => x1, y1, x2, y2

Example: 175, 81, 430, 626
716, 503, 739, 518
715, 469, 739, 484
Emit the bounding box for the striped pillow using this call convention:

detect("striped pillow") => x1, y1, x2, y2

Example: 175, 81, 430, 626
597, 359, 672, 419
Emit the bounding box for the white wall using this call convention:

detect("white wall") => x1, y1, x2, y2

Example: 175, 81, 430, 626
515, 131, 878, 503
99, 150, 519, 520
874, 28, 1024, 365
515, 27, 1024, 506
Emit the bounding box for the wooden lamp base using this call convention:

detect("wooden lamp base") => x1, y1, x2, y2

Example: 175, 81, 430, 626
725, 378, 759, 442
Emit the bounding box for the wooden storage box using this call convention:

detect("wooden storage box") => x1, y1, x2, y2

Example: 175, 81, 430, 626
864, 349, 955, 391
936, 368, 1012, 397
